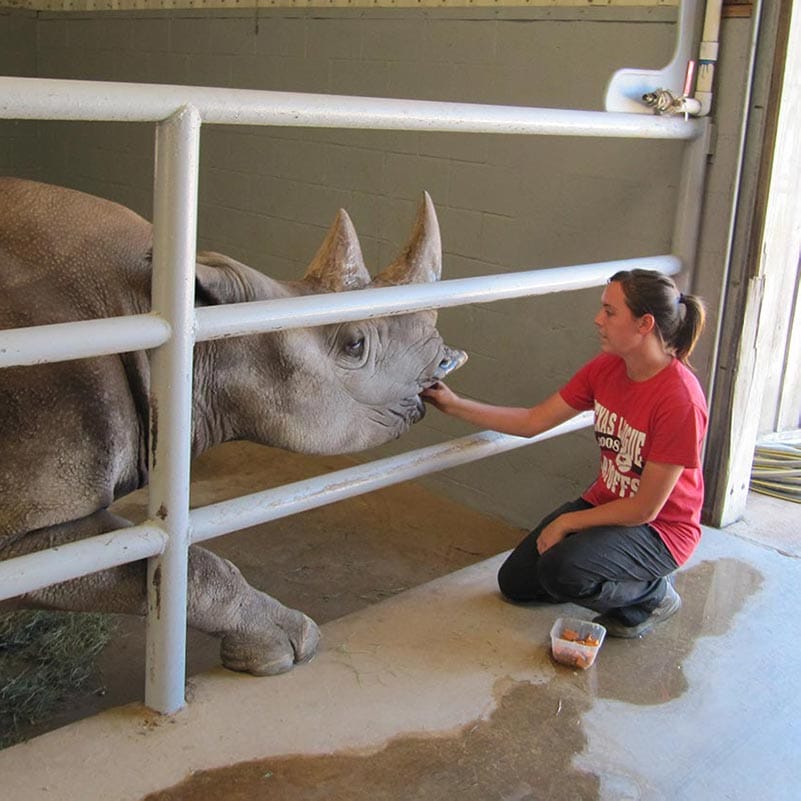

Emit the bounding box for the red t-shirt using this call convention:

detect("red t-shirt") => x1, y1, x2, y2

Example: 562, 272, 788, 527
559, 353, 708, 565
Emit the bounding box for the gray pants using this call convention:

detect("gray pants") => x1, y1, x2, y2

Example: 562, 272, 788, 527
497, 498, 679, 626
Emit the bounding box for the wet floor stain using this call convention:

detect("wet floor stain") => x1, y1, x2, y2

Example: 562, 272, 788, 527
141, 558, 763, 801
144, 679, 598, 801
590, 558, 763, 706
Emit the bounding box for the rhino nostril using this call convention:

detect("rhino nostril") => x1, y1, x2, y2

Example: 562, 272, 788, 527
436, 348, 468, 378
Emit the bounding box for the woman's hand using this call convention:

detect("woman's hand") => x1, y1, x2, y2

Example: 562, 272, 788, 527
421, 381, 459, 413
537, 516, 572, 554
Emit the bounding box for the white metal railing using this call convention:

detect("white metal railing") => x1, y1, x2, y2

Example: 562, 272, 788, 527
0, 76, 705, 714
1, 77, 703, 137
1, 255, 680, 369
4, 417, 598, 598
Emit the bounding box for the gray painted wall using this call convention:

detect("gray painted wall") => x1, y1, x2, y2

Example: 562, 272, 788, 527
0, 10, 38, 178
0, 7, 752, 528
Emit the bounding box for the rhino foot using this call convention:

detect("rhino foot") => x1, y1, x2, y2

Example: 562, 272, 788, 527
185, 549, 322, 676
220, 608, 320, 676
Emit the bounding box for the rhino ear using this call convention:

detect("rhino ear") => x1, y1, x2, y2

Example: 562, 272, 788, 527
304, 209, 371, 292
195, 251, 283, 304
374, 192, 441, 286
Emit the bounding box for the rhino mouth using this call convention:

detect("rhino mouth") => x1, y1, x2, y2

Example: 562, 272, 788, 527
414, 346, 468, 420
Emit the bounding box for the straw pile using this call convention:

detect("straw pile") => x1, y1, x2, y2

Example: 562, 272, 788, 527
0, 610, 114, 748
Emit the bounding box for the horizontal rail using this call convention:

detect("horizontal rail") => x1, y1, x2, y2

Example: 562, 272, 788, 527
198, 255, 680, 340
0, 524, 167, 601
0, 77, 704, 140
0, 415, 592, 600
0, 313, 171, 369
191, 413, 594, 542
0, 257, 680, 366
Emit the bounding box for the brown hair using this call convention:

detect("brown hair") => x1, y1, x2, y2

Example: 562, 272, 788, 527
609, 269, 706, 366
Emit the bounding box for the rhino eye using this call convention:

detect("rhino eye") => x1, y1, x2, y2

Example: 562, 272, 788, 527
343, 335, 365, 359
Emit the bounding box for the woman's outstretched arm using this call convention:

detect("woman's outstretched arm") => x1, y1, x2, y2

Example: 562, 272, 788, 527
422, 383, 579, 439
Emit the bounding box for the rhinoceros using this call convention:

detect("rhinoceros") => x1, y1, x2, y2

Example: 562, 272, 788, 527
0, 177, 466, 676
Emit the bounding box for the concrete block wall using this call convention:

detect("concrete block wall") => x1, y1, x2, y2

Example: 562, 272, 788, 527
2, 6, 743, 528
0, 10, 38, 178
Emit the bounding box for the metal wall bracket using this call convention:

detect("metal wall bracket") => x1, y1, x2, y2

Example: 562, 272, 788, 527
604, 0, 706, 114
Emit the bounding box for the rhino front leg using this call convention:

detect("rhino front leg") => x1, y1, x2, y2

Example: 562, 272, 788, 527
186, 547, 320, 676
6, 510, 320, 676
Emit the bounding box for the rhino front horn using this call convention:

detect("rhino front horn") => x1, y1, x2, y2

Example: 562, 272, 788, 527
374, 192, 442, 286
304, 209, 371, 292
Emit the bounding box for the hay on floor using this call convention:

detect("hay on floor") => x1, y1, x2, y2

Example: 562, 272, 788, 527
0, 610, 114, 748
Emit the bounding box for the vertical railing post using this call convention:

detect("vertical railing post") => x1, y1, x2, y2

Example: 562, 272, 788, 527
145, 105, 202, 714
672, 118, 712, 290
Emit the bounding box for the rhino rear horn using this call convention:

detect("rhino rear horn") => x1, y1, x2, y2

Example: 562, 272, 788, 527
304, 209, 371, 292
374, 192, 442, 286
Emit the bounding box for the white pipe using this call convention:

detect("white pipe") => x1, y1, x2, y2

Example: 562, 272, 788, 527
196, 255, 681, 341
0, 524, 166, 602
0, 313, 171, 369
0, 77, 705, 141
191, 414, 594, 543
144, 105, 201, 715
672, 119, 713, 288
695, 0, 724, 116
681, 97, 704, 116
701, 0, 724, 60
0, 258, 680, 368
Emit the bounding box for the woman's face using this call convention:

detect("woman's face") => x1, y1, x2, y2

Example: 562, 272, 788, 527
594, 281, 646, 356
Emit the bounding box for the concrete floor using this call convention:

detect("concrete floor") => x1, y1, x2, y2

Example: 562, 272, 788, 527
2, 442, 800, 801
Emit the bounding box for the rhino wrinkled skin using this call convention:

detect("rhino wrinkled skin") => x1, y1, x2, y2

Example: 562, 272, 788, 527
0, 177, 466, 676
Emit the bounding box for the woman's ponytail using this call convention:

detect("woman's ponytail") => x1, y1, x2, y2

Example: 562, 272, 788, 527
673, 292, 706, 365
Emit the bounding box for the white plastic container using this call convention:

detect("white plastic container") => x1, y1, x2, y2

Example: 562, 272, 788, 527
550, 616, 606, 669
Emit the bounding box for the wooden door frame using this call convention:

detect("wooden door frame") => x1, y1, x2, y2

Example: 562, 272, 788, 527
703, 0, 797, 526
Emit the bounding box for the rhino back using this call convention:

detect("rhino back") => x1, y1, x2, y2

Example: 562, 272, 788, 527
0, 179, 154, 545
0, 178, 153, 324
